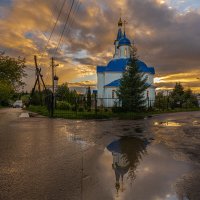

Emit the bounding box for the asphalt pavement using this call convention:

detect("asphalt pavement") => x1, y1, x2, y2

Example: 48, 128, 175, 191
0, 108, 199, 200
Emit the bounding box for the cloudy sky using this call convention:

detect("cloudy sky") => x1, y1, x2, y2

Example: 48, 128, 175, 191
0, 0, 200, 92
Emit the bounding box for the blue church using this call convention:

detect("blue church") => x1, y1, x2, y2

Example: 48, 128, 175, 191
96, 18, 156, 107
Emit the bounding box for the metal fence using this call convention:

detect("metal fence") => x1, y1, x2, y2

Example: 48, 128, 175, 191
42, 94, 155, 119
28, 90, 200, 119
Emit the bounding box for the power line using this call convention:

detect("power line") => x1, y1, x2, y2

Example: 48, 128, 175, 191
43, 0, 63, 38
32, 0, 62, 58
49, 0, 62, 19
55, 0, 81, 54
34, 0, 81, 85
65, 0, 80, 34
54, 0, 76, 56
44, 0, 68, 53
62, 0, 81, 44
37, 0, 68, 84
55, 0, 81, 55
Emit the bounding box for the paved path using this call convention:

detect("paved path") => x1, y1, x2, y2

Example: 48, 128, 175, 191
0, 108, 199, 200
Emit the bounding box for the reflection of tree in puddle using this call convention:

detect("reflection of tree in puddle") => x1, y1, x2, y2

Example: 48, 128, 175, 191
107, 136, 149, 197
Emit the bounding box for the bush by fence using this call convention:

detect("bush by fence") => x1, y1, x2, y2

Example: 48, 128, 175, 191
27, 90, 200, 120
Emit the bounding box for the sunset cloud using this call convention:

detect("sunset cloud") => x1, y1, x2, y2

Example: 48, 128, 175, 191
0, 0, 200, 92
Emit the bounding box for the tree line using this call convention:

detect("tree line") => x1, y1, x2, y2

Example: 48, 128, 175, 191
0, 52, 199, 112
155, 83, 199, 110
0, 53, 26, 106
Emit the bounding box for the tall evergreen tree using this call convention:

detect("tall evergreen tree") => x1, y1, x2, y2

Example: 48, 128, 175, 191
86, 86, 92, 109
154, 92, 168, 110
117, 47, 148, 112
183, 89, 198, 108
169, 83, 185, 108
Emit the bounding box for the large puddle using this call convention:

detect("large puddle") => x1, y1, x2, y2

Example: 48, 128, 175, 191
99, 136, 194, 200
60, 123, 199, 199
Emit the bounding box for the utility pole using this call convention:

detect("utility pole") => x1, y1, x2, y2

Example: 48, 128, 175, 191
51, 57, 55, 117
31, 55, 47, 105
52, 57, 55, 96
51, 57, 59, 116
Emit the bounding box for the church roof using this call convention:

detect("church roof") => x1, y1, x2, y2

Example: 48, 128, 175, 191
98, 58, 155, 74
137, 60, 155, 74
106, 58, 129, 72
105, 79, 155, 88
117, 28, 123, 41
97, 66, 106, 73
105, 79, 121, 87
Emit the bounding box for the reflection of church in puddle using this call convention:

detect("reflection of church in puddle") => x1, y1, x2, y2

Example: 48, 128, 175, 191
107, 137, 149, 197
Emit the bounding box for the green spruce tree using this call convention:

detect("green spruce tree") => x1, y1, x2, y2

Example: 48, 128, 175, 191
182, 89, 198, 108
169, 83, 184, 108
86, 86, 92, 110
117, 47, 148, 112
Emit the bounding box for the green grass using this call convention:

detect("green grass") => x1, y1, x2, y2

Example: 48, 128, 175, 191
27, 105, 200, 120
27, 105, 50, 117
27, 105, 148, 120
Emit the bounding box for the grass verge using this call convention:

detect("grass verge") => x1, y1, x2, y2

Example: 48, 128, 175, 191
27, 105, 148, 120
27, 105, 200, 120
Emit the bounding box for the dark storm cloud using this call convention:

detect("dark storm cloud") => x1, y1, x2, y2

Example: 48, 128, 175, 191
0, 0, 12, 6
0, 0, 200, 91
73, 57, 96, 65
125, 0, 200, 74
57, 0, 200, 75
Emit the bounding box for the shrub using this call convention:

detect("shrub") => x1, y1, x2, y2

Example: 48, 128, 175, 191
112, 106, 125, 113
57, 101, 71, 110
78, 107, 84, 112
71, 105, 77, 111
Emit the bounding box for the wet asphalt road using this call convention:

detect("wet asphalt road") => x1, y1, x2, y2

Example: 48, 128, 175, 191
0, 108, 200, 200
